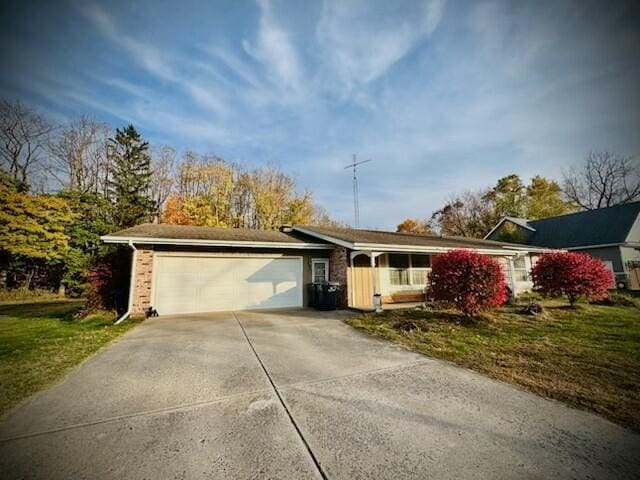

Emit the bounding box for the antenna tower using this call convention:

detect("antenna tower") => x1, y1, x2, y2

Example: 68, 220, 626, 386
344, 154, 372, 227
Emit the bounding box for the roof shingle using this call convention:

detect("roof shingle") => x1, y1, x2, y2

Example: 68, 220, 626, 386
105, 224, 316, 244
525, 201, 640, 248
296, 225, 531, 250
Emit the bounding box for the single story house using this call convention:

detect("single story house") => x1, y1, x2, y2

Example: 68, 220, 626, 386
484, 201, 640, 290
101, 224, 550, 317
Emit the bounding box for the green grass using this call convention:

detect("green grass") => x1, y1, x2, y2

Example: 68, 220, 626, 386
0, 300, 141, 417
347, 299, 640, 431
0, 288, 66, 303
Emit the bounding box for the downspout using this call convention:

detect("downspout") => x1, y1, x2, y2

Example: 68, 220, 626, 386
115, 240, 138, 325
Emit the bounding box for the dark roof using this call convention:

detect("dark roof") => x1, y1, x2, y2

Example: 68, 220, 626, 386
106, 223, 542, 251
524, 201, 640, 248
297, 225, 532, 250
105, 224, 320, 244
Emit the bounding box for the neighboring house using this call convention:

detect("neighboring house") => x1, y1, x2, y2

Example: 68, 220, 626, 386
485, 201, 640, 290
102, 224, 549, 316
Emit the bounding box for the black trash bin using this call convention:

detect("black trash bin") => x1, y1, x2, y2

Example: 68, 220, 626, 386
317, 282, 340, 311
308, 283, 320, 308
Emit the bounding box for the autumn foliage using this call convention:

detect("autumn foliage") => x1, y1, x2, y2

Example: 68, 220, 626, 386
428, 250, 508, 316
396, 218, 431, 234
83, 262, 113, 313
531, 252, 613, 306
161, 194, 194, 225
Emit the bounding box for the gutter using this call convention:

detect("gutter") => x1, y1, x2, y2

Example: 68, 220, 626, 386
114, 240, 137, 325
100, 235, 331, 250
291, 227, 355, 249
349, 242, 539, 256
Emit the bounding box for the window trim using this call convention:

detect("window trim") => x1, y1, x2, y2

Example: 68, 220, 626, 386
311, 258, 329, 283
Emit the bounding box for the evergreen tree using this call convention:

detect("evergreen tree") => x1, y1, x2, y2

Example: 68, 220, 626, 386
57, 190, 116, 295
107, 125, 155, 228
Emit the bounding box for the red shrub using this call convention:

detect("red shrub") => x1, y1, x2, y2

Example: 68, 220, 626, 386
428, 249, 508, 316
531, 252, 613, 306
83, 262, 113, 312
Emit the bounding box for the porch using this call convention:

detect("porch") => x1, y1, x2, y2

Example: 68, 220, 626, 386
347, 250, 534, 310
348, 252, 429, 310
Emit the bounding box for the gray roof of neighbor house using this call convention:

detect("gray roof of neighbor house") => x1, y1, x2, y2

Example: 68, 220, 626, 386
294, 225, 542, 251
518, 201, 640, 249
102, 223, 326, 245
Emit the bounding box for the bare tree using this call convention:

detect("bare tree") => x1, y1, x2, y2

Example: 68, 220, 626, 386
47, 116, 111, 194
563, 151, 640, 210
311, 205, 348, 228
430, 190, 497, 238
150, 145, 176, 221
0, 100, 53, 190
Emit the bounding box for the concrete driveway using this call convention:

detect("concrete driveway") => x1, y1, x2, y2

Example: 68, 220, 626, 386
1, 310, 639, 479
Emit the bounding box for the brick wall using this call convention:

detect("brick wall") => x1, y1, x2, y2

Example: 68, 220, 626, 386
329, 246, 349, 307
131, 247, 153, 316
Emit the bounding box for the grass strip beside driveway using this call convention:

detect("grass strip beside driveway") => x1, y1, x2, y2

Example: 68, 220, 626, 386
0, 300, 141, 417
347, 300, 640, 431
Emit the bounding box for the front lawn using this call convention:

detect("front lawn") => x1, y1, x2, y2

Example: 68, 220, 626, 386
347, 299, 640, 431
0, 300, 141, 417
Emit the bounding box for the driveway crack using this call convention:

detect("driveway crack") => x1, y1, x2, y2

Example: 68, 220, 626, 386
233, 312, 329, 480
0, 388, 272, 443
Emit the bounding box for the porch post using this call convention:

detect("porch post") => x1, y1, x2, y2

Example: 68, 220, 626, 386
370, 252, 383, 312
370, 253, 377, 294
349, 252, 355, 307
506, 256, 517, 296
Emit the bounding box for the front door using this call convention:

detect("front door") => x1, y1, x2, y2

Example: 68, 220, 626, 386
351, 254, 374, 308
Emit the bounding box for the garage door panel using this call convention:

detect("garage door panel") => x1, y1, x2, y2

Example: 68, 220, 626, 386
153, 255, 302, 315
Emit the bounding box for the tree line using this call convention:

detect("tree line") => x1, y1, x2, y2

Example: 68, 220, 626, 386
0, 99, 338, 297
160, 152, 336, 229
2, 97, 638, 297
397, 152, 640, 238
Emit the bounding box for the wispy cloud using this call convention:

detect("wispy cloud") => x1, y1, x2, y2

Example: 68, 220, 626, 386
242, 0, 304, 93
316, 0, 446, 89
79, 3, 177, 82
2, 0, 638, 227
79, 2, 229, 116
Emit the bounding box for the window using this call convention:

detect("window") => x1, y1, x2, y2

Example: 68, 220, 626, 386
387, 254, 430, 286
411, 255, 430, 268
388, 254, 409, 268
410, 254, 430, 285
411, 269, 428, 285
388, 254, 410, 285
512, 256, 529, 282
389, 269, 411, 285
311, 259, 329, 283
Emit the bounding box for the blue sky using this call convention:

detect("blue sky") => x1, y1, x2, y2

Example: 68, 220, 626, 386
1, 0, 639, 228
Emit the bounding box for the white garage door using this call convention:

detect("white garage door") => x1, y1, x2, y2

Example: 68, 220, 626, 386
152, 255, 303, 315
